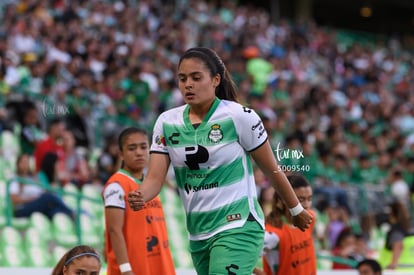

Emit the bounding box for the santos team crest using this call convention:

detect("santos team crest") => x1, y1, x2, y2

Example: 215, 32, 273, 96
208, 124, 223, 143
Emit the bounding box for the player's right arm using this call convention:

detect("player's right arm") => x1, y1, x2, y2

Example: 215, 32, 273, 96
104, 183, 134, 274
128, 153, 170, 210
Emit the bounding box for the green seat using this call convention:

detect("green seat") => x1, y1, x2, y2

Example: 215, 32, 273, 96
62, 183, 81, 210
0, 179, 6, 200
81, 184, 102, 199
0, 226, 23, 247
52, 245, 69, 264
52, 213, 78, 247
26, 245, 51, 267
11, 217, 30, 230
25, 227, 48, 249
0, 244, 27, 267
80, 184, 103, 219
63, 193, 79, 210
29, 212, 52, 241
0, 215, 6, 228
79, 213, 101, 247
81, 197, 103, 219
316, 250, 333, 270
63, 182, 80, 196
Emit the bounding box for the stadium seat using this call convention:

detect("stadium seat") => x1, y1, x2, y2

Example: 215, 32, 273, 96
81, 184, 102, 200
11, 217, 30, 230
0, 181, 6, 227
88, 147, 102, 169
1, 131, 19, 175
317, 250, 333, 270
26, 245, 51, 267
78, 213, 101, 247
24, 227, 48, 249
81, 184, 103, 219
160, 187, 193, 269
0, 215, 5, 228
52, 245, 68, 264
0, 226, 23, 247
29, 212, 52, 241
52, 213, 78, 248
62, 182, 81, 209
63, 182, 80, 196
0, 243, 27, 267
0, 179, 6, 199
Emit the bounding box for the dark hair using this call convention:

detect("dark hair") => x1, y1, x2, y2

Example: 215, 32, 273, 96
287, 174, 310, 189
334, 227, 354, 248
16, 153, 31, 175
47, 117, 65, 132
357, 258, 382, 274
266, 174, 311, 226
179, 47, 239, 102
388, 201, 410, 233
40, 152, 58, 183
117, 127, 148, 151
51, 245, 101, 275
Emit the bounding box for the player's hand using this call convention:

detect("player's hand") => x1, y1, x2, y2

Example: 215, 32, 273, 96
291, 209, 312, 232
128, 190, 145, 211
252, 267, 266, 275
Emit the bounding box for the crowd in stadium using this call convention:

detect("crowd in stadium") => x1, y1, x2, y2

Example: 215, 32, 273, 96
1, 0, 414, 271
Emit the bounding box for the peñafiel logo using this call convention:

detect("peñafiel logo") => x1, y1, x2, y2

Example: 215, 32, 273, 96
145, 215, 165, 224
184, 182, 219, 194
146, 236, 159, 252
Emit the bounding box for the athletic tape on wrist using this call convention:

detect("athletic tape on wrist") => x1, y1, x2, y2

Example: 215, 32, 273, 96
120, 262, 132, 273
289, 203, 304, 216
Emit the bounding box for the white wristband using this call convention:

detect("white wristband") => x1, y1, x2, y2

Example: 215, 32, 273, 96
289, 203, 304, 216
120, 262, 132, 273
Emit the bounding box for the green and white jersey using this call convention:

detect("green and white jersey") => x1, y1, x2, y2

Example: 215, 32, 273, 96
151, 97, 266, 240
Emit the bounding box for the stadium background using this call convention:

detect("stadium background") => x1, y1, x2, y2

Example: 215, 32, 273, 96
0, 0, 414, 270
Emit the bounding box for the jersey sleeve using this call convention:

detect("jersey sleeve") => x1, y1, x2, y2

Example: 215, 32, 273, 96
263, 231, 280, 254
103, 182, 126, 209
233, 104, 268, 151
263, 230, 280, 275
150, 113, 169, 154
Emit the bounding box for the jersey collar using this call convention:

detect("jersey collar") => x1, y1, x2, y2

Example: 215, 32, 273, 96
117, 168, 143, 184
184, 97, 221, 129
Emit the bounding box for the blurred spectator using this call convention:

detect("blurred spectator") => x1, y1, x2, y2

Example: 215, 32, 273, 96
96, 134, 119, 185
402, 157, 414, 188
354, 233, 376, 261
351, 153, 378, 185
0, 105, 12, 134
19, 102, 45, 155
33, 117, 66, 171
62, 130, 91, 188
380, 202, 411, 270
331, 227, 357, 270
38, 151, 68, 188
9, 153, 74, 220
258, 186, 276, 217
325, 205, 350, 250
128, 66, 151, 118
387, 168, 410, 207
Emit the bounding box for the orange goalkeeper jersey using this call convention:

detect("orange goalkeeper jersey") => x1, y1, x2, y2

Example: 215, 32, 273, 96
263, 210, 316, 275
103, 170, 176, 275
